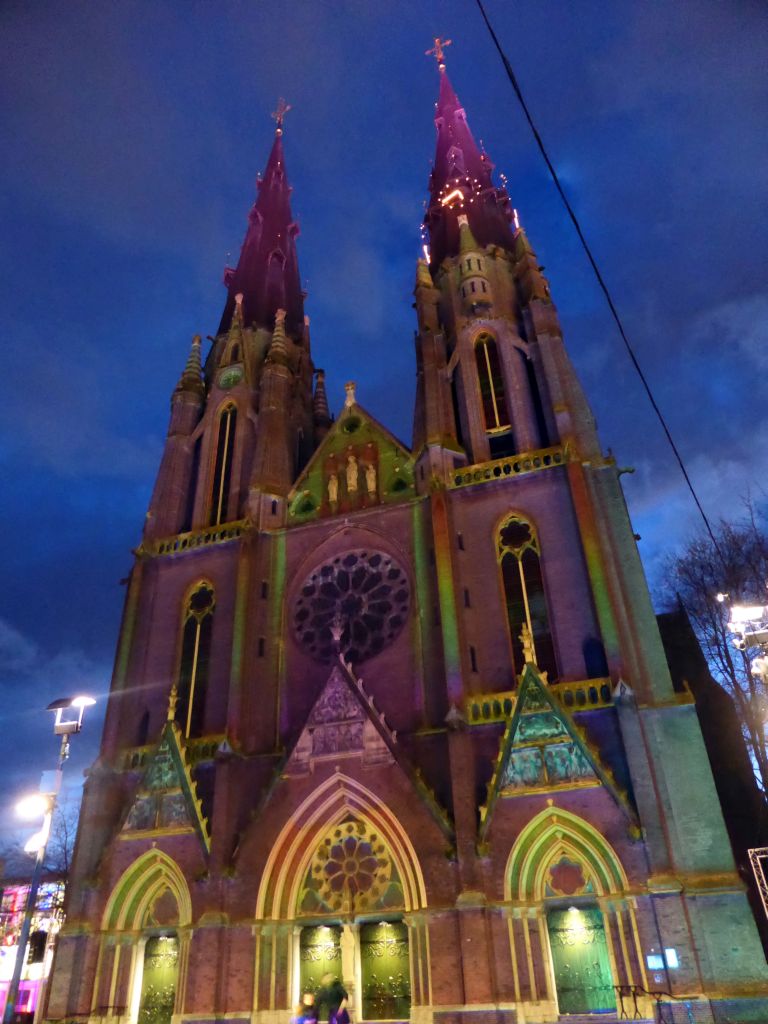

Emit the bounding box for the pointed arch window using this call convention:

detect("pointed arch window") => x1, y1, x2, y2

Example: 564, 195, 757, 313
176, 582, 215, 738
498, 516, 557, 680
209, 404, 237, 526
475, 333, 511, 432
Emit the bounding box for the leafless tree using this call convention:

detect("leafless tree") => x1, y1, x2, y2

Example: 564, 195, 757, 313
663, 502, 768, 794
0, 797, 80, 885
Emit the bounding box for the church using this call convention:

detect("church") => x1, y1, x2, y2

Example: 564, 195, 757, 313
45, 47, 768, 1024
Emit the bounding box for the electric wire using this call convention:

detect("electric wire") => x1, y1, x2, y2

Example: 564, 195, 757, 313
474, 0, 723, 558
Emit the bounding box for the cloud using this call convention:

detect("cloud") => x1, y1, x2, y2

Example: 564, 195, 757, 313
688, 292, 768, 374
625, 415, 768, 590
0, 620, 38, 675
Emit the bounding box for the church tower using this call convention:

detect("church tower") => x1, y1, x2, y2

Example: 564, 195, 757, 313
45, 51, 768, 1024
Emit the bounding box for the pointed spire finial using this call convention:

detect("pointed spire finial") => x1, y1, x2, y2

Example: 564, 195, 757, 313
344, 381, 357, 408
426, 36, 452, 70
271, 97, 292, 135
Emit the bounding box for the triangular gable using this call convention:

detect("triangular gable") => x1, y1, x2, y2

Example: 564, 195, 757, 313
285, 664, 394, 773
479, 664, 634, 843
281, 657, 453, 842
121, 720, 211, 853
288, 401, 415, 524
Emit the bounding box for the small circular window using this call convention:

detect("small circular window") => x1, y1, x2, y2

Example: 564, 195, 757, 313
293, 550, 410, 664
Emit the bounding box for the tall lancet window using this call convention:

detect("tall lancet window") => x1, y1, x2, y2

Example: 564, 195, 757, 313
498, 515, 557, 681
176, 582, 215, 738
475, 333, 511, 433
209, 404, 237, 526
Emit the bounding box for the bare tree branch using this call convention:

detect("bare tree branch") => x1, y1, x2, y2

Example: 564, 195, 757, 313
663, 500, 768, 793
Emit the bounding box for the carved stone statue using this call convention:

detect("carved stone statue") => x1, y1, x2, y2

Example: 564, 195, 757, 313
328, 472, 339, 504
346, 455, 358, 493
365, 462, 377, 496
519, 622, 536, 665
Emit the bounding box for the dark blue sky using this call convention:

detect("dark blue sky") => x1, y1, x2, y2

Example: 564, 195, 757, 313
0, 1, 766, 838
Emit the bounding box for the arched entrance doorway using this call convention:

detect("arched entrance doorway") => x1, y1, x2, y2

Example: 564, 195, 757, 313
296, 818, 410, 1021
255, 774, 429, 1023
100, 851, 192, 1024
505, 808, 647, 1017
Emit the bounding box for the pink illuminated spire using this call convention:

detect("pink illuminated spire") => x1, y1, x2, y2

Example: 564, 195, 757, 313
219, 100, 303, 336
424, 47, 516, 268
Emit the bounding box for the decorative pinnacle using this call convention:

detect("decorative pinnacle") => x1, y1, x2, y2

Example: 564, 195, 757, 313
426, 36, 452, 69
230, 292, 244, 334
271, 97, 292, 135
267, 308, 289, 364
344, 381, 357, 408
415, 258, 433, 289
177, 335, 204, 395
457, 214, 480, 255
167, 682, 178, 722
313, 369, 331, 423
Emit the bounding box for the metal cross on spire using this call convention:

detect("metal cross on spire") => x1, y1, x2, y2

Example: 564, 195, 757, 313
426, 37, 452, 68
271, 97, 292, 133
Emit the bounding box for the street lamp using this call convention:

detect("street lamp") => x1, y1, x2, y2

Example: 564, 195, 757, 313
1, 696, 95, 1024
726, 603, 768, 652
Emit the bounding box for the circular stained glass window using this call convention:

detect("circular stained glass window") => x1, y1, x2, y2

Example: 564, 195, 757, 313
293, 550, 410, 664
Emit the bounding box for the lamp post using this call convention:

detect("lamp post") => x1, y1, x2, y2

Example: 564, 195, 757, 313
717, 592, 768, 682
2, 696, 95, 1024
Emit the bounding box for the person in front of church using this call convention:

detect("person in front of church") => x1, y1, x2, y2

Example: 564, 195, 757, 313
292, 991, 318, 1024
317, 972, 349, 1024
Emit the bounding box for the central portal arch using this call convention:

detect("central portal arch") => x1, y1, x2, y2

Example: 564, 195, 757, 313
254, 774, 429, 1024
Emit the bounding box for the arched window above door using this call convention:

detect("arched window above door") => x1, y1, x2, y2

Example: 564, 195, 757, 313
498, 515, 557, 680
176, 581, 215, 738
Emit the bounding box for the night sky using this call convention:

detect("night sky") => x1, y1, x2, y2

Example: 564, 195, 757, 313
1, 1, 766, 841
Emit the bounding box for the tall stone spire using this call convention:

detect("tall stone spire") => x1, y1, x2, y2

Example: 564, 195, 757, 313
424, 53, 516, 268
219, 101, 304, 337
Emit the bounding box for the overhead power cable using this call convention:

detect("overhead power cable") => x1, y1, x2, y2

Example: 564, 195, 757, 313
474, 0, 723, 558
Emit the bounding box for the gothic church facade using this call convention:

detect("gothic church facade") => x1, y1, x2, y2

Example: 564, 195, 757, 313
46, 54, 768, 1024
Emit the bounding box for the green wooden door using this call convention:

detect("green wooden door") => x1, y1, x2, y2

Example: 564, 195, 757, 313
299, 926, 342, 997
547, 906, 615, 1015
138, 935, 179, 1024
361, 921, 410, 1020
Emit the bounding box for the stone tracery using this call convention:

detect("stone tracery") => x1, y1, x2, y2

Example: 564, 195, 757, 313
293, 549, 410, 663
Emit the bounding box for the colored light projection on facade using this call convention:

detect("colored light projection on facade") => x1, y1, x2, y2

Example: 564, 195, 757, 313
0, 881, 64, 1019
546, 906, 615, 1014
137, 935, 179, 1024
298, 819, 404, 916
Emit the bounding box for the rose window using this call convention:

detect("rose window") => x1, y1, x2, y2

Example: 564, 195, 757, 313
306, 820, 396, 913
293, 550, 410, 663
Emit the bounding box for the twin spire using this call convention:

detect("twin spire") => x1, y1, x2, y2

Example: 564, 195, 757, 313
218, 97, 303, 338
216, 44, 517, 340
424, 39, 518, 269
